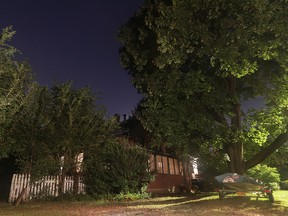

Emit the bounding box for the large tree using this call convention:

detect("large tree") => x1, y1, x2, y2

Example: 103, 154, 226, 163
7, 84, 58, 178
48, 81, 109, 176
7, 81, 117, 201
0, 26, 31, 159
10, 81, 112, 178
119, 0, 288, 174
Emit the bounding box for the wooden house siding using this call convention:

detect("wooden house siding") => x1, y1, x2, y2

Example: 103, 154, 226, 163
147, 153, 197, 194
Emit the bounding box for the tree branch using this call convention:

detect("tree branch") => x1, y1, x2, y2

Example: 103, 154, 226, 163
245, 126, 288, 170
205, 107, 229, 128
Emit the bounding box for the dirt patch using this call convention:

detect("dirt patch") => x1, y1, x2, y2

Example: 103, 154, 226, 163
63, 195, 288, 216
1, 193, 288, 216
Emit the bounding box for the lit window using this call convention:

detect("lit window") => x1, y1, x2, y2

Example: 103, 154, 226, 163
162, 156, 169, 174
174, 159, 179, 175
156, 155, 163, 173
149, 154, 155, 171
169, 158, 175, 174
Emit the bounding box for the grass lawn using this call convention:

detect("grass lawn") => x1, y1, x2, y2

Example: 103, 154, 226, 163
0, 190, 287, 216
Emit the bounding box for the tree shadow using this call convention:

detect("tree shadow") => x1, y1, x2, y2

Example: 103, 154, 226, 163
168, 195, 288, 215
127, 193, 215, 207
123, 193, 288, 215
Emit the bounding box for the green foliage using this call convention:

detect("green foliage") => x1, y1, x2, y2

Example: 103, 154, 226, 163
119, 0, 288, 173
266, 145, 288, 168
82, 143, 111, 196
247, 164, 280, 185
280, 180, 288, 190
7, 84, 59, 179
0, 26, 32, 159
269, 182, 280, 191
113, 190, 151, 201
46, 81, 109, 176
83, 138, 153, 197
4, 79, 116, 187
105, 139, 153, 194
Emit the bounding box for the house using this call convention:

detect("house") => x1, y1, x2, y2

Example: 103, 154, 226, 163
118, 114, 200, 194
147, 152, 199, 193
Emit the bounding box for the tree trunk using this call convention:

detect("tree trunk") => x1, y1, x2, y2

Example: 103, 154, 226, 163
227, 142, 245, 174
226, 76, 245, 174
14, 185, 29, 206
58, 173, 65, 194
73, 172, 80, 194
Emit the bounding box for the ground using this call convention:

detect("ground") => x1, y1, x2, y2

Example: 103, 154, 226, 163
1, 191, 288, 216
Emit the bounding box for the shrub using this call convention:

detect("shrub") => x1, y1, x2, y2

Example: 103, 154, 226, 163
83, 139, 154, 197
82, 150, 110, 196
113, 186, 151, 201
104, 140, 153, 194
246, 164, 280, 185
113, 191, 151, 201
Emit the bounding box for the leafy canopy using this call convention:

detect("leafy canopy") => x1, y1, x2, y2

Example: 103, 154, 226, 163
119, 0, 288, 173
8, 81, 115, 179
247, 164, 280, 184
0, 26, 31, 159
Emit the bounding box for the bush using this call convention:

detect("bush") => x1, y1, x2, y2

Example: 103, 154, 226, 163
113, 191, 151, 201
246, 164, 280, 185
83, 139, 154, 197
280, 180, 288, 190
104, 140, 153, 194
113, 185, 151, 201
82, 151, 110, 196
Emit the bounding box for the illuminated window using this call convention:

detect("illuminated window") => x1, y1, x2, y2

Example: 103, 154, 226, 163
162, 156, 169, 174
149, 154, 155, 171
156, 155, 163, 173
174, 159, 179, 175
169, 158, 175, 174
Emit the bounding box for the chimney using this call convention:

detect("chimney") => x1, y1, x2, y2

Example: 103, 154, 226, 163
123, 114, 127, 121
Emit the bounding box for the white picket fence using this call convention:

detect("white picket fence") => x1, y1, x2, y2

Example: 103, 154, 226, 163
9, 174, 85, 203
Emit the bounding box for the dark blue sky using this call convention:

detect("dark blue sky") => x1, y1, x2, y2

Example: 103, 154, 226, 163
1, 0, 144, 116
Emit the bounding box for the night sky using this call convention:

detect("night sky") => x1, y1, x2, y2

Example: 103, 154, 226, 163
1, 0, 144, 116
